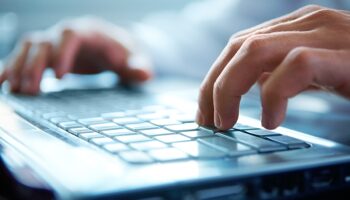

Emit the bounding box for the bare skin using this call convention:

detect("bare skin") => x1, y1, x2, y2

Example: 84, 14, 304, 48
196, 5, 350, 130
0, 17, 152, 95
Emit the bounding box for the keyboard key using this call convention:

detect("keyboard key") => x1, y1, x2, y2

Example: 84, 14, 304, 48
218, 131, 286, 153
90, 137, 115, 146
49, 117, 71, 124
140, 128, 174, 136
79, 132, 103, 141
78, 117, 109, 125
68, 127, 93, 135
115, 134, 151, 143
150, 119, 181, 126
142, 105, 167, 112
165, 123, 199, 132
267, 135, 310, 149
69, 113, 99, 119
89, 123, 121, 131
170, 114, 195, 123
245, 129, 281, 137
103, 143, 130, 153
113, 117, 142, 125
156, 108, 180, 116
125, 122, 157, 131
172, 141, 226, 159
102, 129, 136, 137
42, 111, 66, 119
125, 109, 149, 116
198, 137, 256, 156
181, 130, 214, 138
148, 148, 189, 161
137, 113, 165, 120
101, 112, 125, 119
119, 151, 154, 164
155, 134, 191, 143
58, 121, 82, 129
232, 123, 259, 130
130, 141, 168, 150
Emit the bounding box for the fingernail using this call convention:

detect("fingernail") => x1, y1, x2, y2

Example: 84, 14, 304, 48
214, 111, 222, 129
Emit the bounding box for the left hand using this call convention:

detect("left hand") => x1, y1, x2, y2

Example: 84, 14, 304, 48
196, 5, 350, 130
0, 17, 152, 95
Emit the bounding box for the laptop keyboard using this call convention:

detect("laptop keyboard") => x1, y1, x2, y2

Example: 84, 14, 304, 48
4, 89, 310, 164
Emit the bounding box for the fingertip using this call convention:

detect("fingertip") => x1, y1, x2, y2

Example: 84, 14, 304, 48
261, 115, 278, 130
9, 77, 20, 93
215, 111, 238, 130
261, 102, 286, 130
119, 67, 153, 84
10, 85, 20, 93
55, 71, 63, 79
27, 87, 40, 96
54, 67, 66, 79
19, 77, 39, 95
195, 109, 205, 125
0, 72, 7, 85
213, 94, 240, 130
214, 110, 222, 129
197, 86, 216, 127
134, 68, 153, 82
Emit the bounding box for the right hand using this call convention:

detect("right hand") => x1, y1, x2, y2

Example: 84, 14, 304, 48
0, 17, 153, 95
196, 5, 350, 130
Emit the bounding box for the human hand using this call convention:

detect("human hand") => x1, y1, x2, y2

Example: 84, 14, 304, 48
196, 5, 350, 130
0, 17, 152, 95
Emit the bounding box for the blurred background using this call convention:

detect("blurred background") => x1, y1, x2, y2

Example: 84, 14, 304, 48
0, 0, 198, 58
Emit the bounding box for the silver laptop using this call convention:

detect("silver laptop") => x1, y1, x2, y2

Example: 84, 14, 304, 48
0, 75, 350, 200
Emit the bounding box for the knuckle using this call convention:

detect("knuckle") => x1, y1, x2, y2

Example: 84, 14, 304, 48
286, 47, 315, 77
287, 47, 314, 73
302, 4, 324, 12
309, 8, 337, 20
243, 35, 267, 54
227, 35, 242, 51
228, 34, 238, 43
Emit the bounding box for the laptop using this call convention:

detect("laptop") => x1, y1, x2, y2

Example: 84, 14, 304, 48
0, 73, 350, 200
